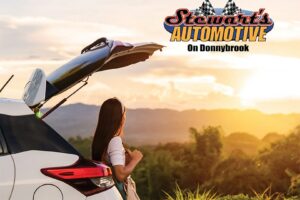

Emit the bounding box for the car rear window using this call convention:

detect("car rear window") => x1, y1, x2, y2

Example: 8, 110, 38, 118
0, 114, 80, 155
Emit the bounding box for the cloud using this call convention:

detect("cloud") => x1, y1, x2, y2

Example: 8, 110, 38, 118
85, 82, 110, 92
0, 2, 300, 114
100, 80, 238, 110
0, 66, 6, 75
268, 21, 300, 41
0, 15, 137, 60
186, 54, 300, 70
131, 74, 234, 97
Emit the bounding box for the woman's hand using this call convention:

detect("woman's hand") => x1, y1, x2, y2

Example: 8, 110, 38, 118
125, 149, 131, 165
113, 149, 143, 182
127, 149, 143, 163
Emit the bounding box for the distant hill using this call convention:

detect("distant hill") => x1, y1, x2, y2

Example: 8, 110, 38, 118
42, 103, 300, 145
261, 132, 285, 145
223, 132, 261, 156
222, 132, 285, 156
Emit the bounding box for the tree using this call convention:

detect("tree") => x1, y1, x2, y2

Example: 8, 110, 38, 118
68, 136, 92, 158
259, 126, 300, 193
178, 126, 223, 189
206, 150, 270, 195
132, 148, 182, 200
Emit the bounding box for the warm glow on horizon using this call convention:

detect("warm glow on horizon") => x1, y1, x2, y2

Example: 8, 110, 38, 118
240, 65, 300, 107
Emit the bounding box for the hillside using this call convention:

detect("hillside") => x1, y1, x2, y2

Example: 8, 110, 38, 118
42, 103, 300, 145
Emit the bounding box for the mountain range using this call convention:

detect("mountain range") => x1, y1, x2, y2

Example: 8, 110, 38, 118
42, 103, 300, 145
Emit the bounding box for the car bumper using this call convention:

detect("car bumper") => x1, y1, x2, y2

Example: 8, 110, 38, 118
86, 186, 123, 200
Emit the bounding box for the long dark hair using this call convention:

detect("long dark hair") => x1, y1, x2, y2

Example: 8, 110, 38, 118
92, 98, 125, 161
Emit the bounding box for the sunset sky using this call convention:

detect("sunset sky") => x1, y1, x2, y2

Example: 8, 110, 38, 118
0, 0, 300, 113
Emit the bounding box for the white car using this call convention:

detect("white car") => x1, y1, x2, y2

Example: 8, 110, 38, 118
0, 98, 122, 200
0, 38, 163, 200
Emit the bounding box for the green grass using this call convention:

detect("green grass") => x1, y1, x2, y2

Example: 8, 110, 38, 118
164, 185, 218, 200
163, 185, 299, 200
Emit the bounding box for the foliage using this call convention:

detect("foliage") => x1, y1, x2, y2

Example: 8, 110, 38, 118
133, 149, 182, 200
68, 136, 92, 158
178, 126, 223, 189
205, 152, 270, 195
223, 132, 260, 156
164, 185, 298, 200
285, 168, 300, 196
68, 125, 300, 200
164, 184, 218, 200
258, 126, 300, 193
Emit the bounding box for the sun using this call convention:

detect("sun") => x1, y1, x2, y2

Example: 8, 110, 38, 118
239, 67, 300, 107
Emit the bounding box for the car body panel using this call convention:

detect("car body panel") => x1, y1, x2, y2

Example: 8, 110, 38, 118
46, 45, 111, 98
9, 150, 122, 200
100, 42, 163, 72
0, 98, 33, 116
0, 154, 15, 200
9, 151, 85, 200
86, 187, 122, 200
33, 184, 63, 200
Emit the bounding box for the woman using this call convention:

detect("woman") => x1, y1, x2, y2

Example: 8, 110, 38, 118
92, 97, 143, 199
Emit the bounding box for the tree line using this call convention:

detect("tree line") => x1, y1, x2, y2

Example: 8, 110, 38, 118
68, 125, 300, 200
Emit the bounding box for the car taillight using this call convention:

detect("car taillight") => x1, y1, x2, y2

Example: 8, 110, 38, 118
41, 158, 114, 196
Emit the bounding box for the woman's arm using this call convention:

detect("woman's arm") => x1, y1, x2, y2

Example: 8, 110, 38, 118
113, 149, 143, 182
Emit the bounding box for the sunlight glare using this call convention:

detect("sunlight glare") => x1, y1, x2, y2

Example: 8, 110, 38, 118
240, 67, 300, 106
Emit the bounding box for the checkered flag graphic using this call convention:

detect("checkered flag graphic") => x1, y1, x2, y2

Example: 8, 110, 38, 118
222, 0, 242, 15
195, 0, 216, 16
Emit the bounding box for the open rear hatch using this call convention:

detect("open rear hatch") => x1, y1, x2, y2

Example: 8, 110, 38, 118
23, 38, 163, 112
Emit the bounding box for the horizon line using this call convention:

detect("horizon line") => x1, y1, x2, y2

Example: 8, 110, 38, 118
43, 102, 300, 116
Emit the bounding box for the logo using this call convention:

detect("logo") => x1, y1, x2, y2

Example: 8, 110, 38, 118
164, 0, 274, 43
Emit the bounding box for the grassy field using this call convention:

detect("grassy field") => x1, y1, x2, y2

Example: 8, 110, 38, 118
164, 185, 299, 200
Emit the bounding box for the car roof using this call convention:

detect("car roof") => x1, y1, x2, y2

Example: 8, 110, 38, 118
0, 98, 33, 116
